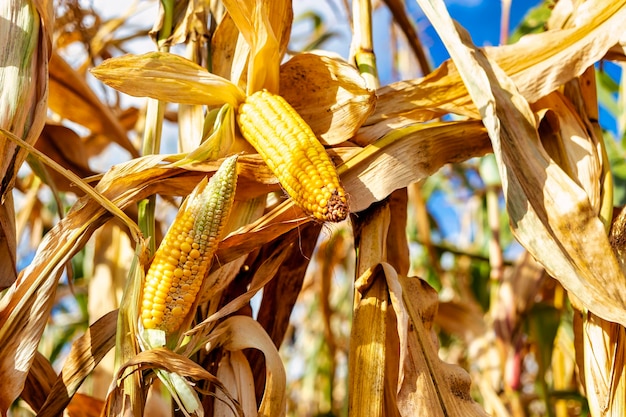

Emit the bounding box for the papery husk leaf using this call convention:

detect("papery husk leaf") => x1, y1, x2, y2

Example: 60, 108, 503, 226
214, 351, 257, 417
532, 91, 602, 212
211, 12, 247, 85
221, 0, 292, 94
170, 104, 236, 167
48, 52, 137, 157
209, 316, 286, 417
375, 0, 626, 122
415, 0, 626, 324
279, 52, 376, 145
90, 52, 245, 107
37, 310, 117, 417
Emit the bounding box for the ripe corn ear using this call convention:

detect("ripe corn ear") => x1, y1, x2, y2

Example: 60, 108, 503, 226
237, 89, 348, 222
140, 155, 238, 334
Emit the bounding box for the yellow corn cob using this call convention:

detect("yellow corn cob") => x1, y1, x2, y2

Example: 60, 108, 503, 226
140, 155, 238, 334
237, 89, 348, 222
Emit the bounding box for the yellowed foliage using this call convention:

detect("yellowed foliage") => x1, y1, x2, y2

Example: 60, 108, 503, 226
2, 0, 626, 416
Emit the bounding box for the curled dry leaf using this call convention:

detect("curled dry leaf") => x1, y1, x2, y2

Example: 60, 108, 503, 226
279, 52, 377, 145
208, 315, 286, 417
533, 91, 603, 213
395, 270, 490, 417
415, 0, 626, 325
37, 310, 117, 417
214, 350, 257, 417
34, 124, 99, 193
90, 52, 246, 107
104, 347, 241, 417
371, 0, 626, 123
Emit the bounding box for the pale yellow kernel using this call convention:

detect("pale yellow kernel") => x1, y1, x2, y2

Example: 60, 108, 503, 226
153, 295, 166, 305
143, 318, 156, 328
171, 306, 184, 316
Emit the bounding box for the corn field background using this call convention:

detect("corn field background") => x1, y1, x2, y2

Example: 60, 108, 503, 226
1, 0, 626, 416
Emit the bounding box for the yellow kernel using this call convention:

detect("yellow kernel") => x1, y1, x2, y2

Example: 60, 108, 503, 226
171, 306, 184, 316
189, 249, 200, 259
151, 310, 165, 319
180, 242, 192, 253
152, 303, 166, 312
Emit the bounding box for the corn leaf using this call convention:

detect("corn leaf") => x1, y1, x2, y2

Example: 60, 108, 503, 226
415, 0, 626, 325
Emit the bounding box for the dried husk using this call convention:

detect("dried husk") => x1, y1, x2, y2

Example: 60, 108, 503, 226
279, 52, 376, 145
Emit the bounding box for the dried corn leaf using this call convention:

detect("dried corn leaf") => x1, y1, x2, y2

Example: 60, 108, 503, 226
104, 348, 240, 417
279, 52, 376, 145
581, 312, 626, 417
65, 393, 106, 417
416, 0, 626, 324
394, 270, 489, 417
342, 121, 491, 213
22, 352, 57, 413
34, 124, 98, 193
532, 91, 602, 212
48, 52, 137, 157
373, 0, 626, 123
214, 351, 257, 417
211, 12, 246, 84
37, 310, 117, 417
208, 315, 286, 417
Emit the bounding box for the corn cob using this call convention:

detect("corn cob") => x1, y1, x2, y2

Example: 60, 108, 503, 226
140, 155, 238, 334
237, 89, 348, 222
